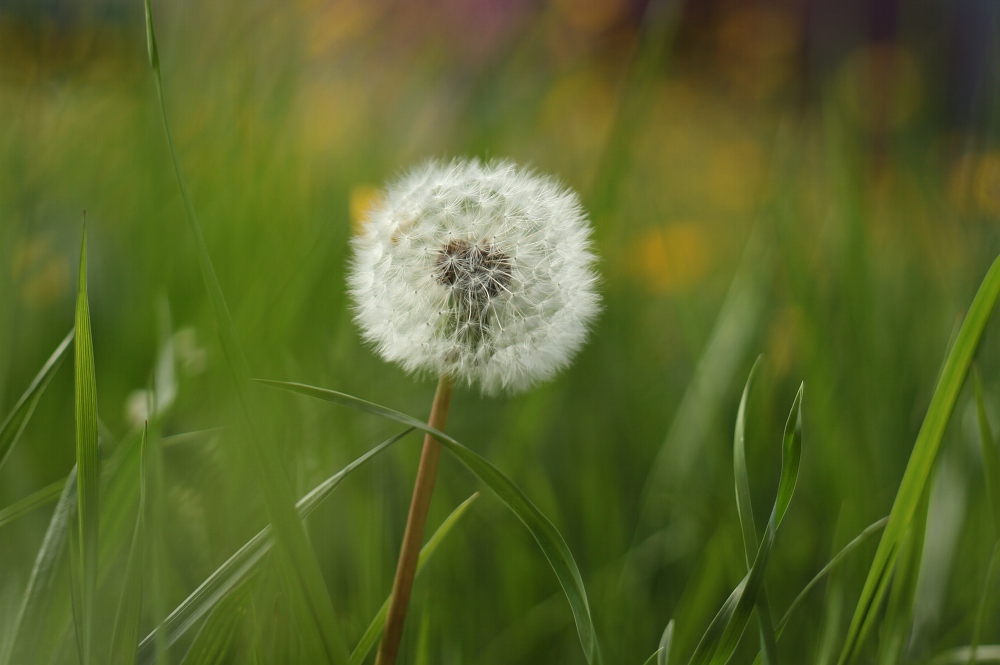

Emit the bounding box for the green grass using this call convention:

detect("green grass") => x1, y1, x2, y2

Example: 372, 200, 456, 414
2, 1, 1000, 663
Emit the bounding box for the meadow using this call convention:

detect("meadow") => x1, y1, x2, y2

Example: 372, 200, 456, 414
2, 1, 1000, 663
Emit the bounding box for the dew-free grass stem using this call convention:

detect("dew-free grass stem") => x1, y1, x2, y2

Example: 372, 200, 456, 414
376, 374, 454, 665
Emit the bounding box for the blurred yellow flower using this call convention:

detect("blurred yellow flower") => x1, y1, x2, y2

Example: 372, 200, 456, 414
971, 152, 1000, 217
628, 222, 712, 295
947, 151, 1000, 218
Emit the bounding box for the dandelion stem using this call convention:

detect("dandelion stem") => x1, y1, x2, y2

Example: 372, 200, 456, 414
376, 374, 455, 665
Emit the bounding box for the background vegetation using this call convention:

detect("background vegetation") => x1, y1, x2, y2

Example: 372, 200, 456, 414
2, 0, 1000, 662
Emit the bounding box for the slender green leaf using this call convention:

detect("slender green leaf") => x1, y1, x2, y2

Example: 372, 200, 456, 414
814, 510, 853, 665
74, 226, 100, 665
142, 2, 350, 659
839, 254, 1000, 665
257, 379, 604, 665
774, 517, 889, 635
0, 330, 73, 472
734, 360, 760, 557
109, 425, 149, 665
0, 478, 66, 530
688, 384, 803, 665
642, 649, 664, 665
349, 493, 479, 665
877, 486, 930, 664
414, 602, 432, 665
749, 518, 891, 665
969, 544, 1000, 665
658, 619, 674, 665
180, 583, 252, 665
973, 370, 1000, 535
1, 469, 77, 665
929, 645, 1000, 664
733, 359, 779, 665
136, 429, 411, 665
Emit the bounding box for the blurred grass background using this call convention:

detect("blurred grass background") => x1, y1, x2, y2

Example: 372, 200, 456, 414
2, 0, 1000, 662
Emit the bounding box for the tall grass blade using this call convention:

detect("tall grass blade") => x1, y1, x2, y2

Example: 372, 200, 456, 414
1, 469, 77, 665
109, 425, 149, 665
733, 359, 780, 665
0, 330, 73, 472
814, 510, 853, 665
929, 645, 1000, 664
179, 583, 251, 665
968, 545, 1000, 665
877, 487, 930, 664
142, 2, 352, 660
838, 255, 1000, 665
74, 227, 100, 665
0, 478, 66, 530
973, 370, 1000, 535
687, 384, 803, 665
774, 517, 889, 635
643, 649, 664, 665
349, 493, 479, 665
136, 429, 411, 665
256, 379, 604, 665
658, 619, 674, 665
413, 603, 432, 665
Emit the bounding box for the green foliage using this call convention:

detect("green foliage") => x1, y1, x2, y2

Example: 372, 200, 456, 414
4, 1, 1000, 662
686, 383, 802, 665
349, 493, 478, 665
72, 228, 101, 665
257, 379, 603, 664
839, 255, 1000, 665
0, 331, 72, 473
109, 425, 148, 665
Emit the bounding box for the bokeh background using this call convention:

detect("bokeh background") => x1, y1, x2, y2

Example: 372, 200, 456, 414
3, 0, 1000, 662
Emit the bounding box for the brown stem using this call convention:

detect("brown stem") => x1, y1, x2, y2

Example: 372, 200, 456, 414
375, 374, 455, 665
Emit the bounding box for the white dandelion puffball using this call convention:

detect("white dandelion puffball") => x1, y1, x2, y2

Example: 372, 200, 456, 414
348, 159, 600, 394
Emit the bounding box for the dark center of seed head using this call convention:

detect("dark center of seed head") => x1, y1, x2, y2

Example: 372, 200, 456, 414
435, 239, 513, 300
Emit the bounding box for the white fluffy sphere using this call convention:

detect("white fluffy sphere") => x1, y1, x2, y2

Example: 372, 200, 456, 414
348, 159, 600, 394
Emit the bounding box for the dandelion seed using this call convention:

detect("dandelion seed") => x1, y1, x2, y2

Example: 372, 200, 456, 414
348, 158, 600, 394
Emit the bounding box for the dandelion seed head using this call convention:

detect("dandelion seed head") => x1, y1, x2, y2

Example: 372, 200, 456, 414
348, 158, 600, 394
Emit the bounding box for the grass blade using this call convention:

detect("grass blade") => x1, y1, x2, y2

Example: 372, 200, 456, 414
973, 370, 1000, 535
929, 645, 1000, 664
642, 650, 664, 665
658, 619, 674, 665
413, 598, 431, 665
136, 429, 411, 664
0, 478, 66, 530
733, 359, 780, 665
1, 469, 77, 665
838, 255, 1000, 665
0, 330, 73, 473
877, 486, 930, 664
752, 519, 889, 665
688, 384, 803, 665
349, 493, 479, 665
109, 425, 149, 665
257, 379, 604, 665
141, 2, 351, 659
774, 517, 889, 635
968, 544, 1000, 665
74, 226, 101, 665
179, 583, 252, 665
